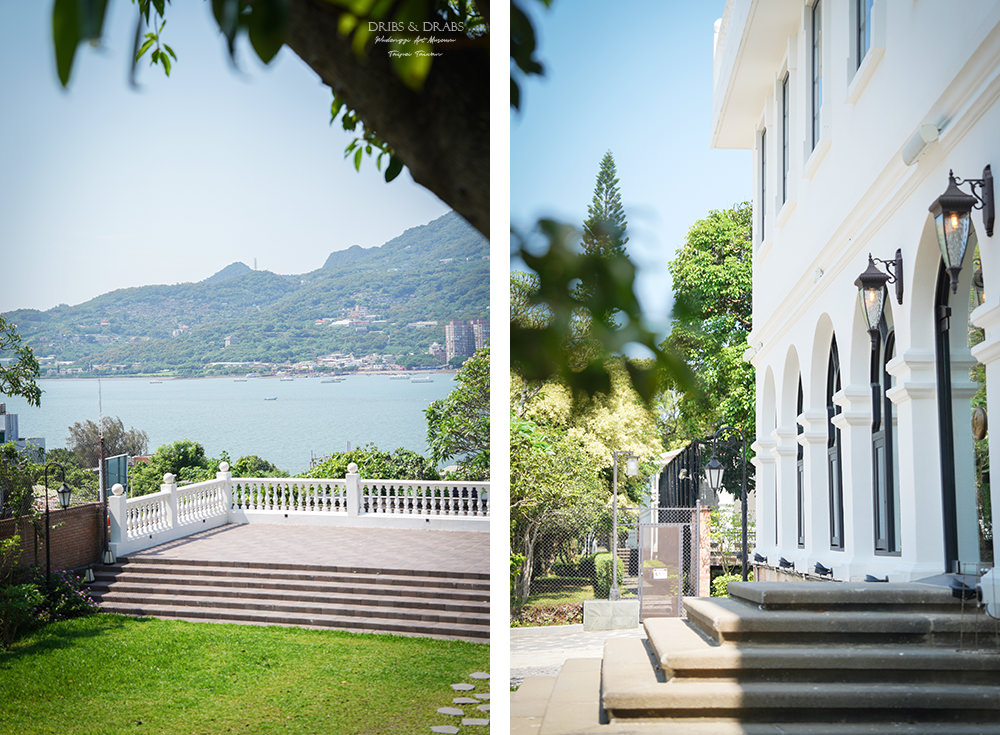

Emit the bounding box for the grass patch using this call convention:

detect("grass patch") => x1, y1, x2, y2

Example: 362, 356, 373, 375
524, 578, 595, 607
0, 614, 489, 734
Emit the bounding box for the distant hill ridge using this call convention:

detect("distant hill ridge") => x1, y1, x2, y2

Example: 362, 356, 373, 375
6, 212, 488, 375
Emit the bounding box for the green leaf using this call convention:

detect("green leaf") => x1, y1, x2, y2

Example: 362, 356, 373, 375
384, 155, 403, 182
390, 39, 433, 91
136, 37, 155, 60
161, 52, 171, 76
79, 0, 109, 40
163, 44, 177, 60
248, 0, 289, 64
153, 0, 165, 17
353, 147, 363, 172
52, 0, 81, 87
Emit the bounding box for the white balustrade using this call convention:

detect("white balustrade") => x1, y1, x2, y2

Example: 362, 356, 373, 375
108, 461, 488, 556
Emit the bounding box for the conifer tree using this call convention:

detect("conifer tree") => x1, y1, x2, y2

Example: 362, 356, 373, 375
582, 151, 629, 257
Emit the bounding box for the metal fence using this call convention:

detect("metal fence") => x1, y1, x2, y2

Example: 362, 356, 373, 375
512, 505, 640, 609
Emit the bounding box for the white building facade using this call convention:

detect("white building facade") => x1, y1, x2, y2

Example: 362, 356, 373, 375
713, 0, 1000, 581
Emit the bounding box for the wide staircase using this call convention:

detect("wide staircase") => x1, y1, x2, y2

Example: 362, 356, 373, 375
512, 581, 1000, 734
88, 556, 489, 642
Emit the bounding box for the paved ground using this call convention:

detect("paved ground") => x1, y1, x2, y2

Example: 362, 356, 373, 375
128, 522, 489, 575
510, 623, 646, 686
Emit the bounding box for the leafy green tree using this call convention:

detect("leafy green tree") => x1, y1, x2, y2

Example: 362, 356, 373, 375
510, 415, 603, 606
230, 455, 288, 479
129, 439, 213, 496
49, 0, 489, 235
67, 417, 149, 469
299, 444, 439, 481
581, 151, 628, 259
662, 202, 754, 491
426, 346, 489, 480
0, 316, 41, 407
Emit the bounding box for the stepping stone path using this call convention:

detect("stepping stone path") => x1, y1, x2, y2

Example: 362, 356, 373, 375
432, 672, 490, 733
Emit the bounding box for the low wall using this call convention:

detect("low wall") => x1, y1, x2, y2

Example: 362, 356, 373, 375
0, 502, 103, 573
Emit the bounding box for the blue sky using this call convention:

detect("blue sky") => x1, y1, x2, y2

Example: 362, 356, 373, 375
511, 1, 751, 333
0, 3, 449, 313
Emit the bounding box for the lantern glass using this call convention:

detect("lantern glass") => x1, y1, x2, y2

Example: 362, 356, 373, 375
57, 482, 72, 509
705, 458, 724, 492
935, 208, 971, 274
625, 455, 639, 477
858, 284, 885, 332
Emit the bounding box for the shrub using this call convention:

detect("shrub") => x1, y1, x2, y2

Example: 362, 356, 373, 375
711, 571, 752, 597
0, 583, 44, 648
592, 551, 623, 599
36, 569, 98, 623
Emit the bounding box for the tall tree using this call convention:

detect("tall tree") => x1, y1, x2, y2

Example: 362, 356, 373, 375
426, 346, 489, 480
581, 151, 629, 258
0, 316, 41, 407
662, 202, 754, 491
67, 416, 149, 469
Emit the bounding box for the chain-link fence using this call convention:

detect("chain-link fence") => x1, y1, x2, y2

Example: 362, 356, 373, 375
511, 504, 640, 615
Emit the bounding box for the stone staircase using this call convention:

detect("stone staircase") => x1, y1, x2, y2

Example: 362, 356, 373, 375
511, 581, 1000, 734
88, 556, 489, 642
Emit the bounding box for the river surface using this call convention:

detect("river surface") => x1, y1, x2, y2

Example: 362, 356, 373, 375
0, 374, 455, 474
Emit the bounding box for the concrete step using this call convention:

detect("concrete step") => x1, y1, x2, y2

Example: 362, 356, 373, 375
728, 581, 974, 611
683, 595, 1000, 646
94, 588, 487, 625
97, 561, 488, 592
97, 600, 489, 640
89, 580, 488, 612
539, 658, 604, 735
563, 720, 1000, 734
112, 554, 489, 582
644, 617, 1000, 683
90, 557, 487, 641
511, 675, 557, 735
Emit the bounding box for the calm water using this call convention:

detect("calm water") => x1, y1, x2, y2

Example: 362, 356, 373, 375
1, 375, 455, 474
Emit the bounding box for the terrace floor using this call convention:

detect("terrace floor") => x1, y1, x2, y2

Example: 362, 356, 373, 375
127, 522, 489, 575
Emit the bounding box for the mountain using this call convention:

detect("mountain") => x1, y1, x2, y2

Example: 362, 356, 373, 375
203, 262, 253, 284
6, 212, 488, 376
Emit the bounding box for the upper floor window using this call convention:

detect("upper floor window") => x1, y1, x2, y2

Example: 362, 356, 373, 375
811, 0, 822, 150
781, 73, 789, 205
760, 128, 767, 241
856, 0, 874, 70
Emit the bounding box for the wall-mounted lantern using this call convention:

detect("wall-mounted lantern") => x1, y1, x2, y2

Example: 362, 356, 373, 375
929, 167, 994, 293
855, 250, 903, 335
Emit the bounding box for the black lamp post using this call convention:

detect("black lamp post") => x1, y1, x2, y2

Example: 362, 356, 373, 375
704, 426, 749, 582
610, 449, 639, 601
42, 462, 72, 585
929, 167, 994, 293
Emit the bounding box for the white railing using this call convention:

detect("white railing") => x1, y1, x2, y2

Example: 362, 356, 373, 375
108, 461, 489, 557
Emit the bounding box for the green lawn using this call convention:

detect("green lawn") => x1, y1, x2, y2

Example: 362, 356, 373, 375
0, 615, 489, 735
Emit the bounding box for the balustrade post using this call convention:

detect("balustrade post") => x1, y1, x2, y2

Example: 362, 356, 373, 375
346, 463, 362, 518
163, 473, 178, 532
107, 483, 127, 554
217, 461, 233, 520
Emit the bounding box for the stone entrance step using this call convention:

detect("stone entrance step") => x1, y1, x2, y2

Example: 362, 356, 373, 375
89, 556, 488, 641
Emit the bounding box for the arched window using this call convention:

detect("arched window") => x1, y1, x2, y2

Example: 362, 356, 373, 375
797, 378, 805, 548
873, 316, 899, 553
828, 337, 844, 549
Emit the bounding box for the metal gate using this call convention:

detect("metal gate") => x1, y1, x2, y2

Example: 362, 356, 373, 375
638, 507, 700, 620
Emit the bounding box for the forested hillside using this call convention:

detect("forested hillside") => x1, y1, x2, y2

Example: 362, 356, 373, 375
5, 212, 488, 376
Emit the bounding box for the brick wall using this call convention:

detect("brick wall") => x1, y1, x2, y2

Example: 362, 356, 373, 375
0, 502, 104, 573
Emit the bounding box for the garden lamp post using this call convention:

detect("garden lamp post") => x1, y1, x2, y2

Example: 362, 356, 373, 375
704, 426, 749, 582
42, 461, 73, 585
610, 449, 639, 600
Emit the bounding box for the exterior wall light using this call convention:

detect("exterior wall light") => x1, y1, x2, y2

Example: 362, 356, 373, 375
864, 574, 889, 583
973, 257, 986, 306
754, 552, 768, 564
814, 562, 833, 576
779, 556, 795, 570
929, 167, 994, 293
855, 250, 903, 335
